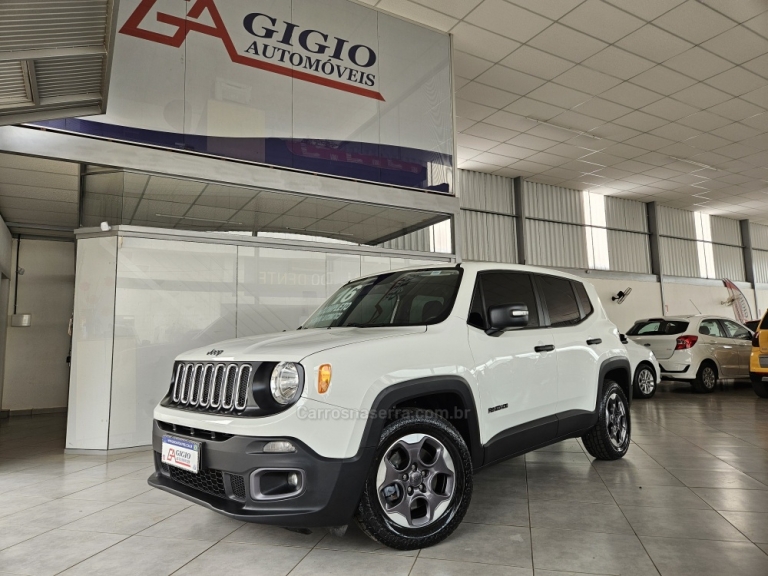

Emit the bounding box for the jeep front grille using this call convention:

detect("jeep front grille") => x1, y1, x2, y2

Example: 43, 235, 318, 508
169, 362, 253, 414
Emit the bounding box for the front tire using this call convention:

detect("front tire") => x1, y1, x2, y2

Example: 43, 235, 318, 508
751, 374, 768, 398
582, 380, 630, 460
356, 410, 472, 550
694, 362, 717, 393
633, 363, 657, 399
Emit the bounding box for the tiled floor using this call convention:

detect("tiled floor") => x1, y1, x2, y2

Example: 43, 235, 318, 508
1, 382, 768, 576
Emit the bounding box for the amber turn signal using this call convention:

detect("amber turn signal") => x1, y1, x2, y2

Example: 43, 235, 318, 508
317, 364, 332, 394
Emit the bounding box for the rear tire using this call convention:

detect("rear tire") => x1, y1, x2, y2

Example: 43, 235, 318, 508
751, 375, 768, 398
693, 362, 717, 394
633, 363, 657, 399
582, 380, 630, 461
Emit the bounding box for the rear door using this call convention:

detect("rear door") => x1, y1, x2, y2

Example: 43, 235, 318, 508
466, 271, 559, 443
698, 318, 734, 376
535, 274, 601, 415
720, 319, 752, 377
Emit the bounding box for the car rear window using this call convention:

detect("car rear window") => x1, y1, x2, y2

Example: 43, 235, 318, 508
627, 320, 689, 336
760, 315, 768, 330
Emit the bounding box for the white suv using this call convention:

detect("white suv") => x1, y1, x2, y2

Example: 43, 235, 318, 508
626, 315, 752, 393
149, 263, 631, 549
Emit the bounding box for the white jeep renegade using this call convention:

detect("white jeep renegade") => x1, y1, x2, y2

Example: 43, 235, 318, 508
149, 263, 632, 549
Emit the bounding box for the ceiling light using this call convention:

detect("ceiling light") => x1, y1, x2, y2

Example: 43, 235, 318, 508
667, 156, 715, 171
526, 117, 602, 140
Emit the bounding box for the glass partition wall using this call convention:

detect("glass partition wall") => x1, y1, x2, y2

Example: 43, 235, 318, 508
67, 170, 455, 451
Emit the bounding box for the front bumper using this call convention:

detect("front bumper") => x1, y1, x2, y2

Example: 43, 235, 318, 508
148, 419, 374, 527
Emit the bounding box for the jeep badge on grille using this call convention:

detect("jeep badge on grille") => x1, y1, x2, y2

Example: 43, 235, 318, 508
207, 349, 224, 356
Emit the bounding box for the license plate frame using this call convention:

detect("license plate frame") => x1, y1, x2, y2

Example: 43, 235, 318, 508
161, 435, 201, 474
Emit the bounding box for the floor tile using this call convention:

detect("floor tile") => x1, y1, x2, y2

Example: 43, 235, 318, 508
531, 527, 658, 576
529, 499, 633, 535
174, 541, 307, 575
693, 488, 768, 512
594, 465, 684, 487
288, 548, 415, 576
139, 505, 243, 542
607, 484, 710, 509
527, 478, 615, 505
57, 535, 212, 576
419, 523, 532, 567
464, 492, 529, 526
0, 498, 113, 530
62, 501, 187, 535
410, 558, 532, 575
667, 468, 768, 489
64, 477, 153, 503
641, 535, 768, 576
223, 523, 325, 548
719, 510, 768, 543
315, 523, 417, 556
621, 505, 747, 541
0, 529, 126, 576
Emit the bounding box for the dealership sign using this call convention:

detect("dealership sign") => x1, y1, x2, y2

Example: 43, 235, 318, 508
120, 0, 384, 100
40, 0, 454, 192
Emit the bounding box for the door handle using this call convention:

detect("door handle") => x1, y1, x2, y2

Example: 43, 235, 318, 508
534, 344, 555, 353
586, 338, 602, 345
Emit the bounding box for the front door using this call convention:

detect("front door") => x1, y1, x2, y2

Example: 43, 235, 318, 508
466, 271, 559, 447
720, 319, 752, 378
698, 318, 734, 376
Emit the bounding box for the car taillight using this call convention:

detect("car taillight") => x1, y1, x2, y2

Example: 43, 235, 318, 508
753, 332, 760, 347
675, 335, 698, 350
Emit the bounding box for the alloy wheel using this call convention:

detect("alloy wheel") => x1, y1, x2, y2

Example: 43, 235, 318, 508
702, 366, 716, 389
605, 392, 628, 450
376, 433, 455, 528
638, 368, 655, 395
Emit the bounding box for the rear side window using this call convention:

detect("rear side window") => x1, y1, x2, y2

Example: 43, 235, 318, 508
474, 272, 540, 328
537, 275, 580, 327
627, 320, 689, 336
573, 281, 593, 318
699, 319, 723, 337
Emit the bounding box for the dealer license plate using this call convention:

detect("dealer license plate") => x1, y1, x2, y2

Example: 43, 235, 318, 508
161, 435, 201, 474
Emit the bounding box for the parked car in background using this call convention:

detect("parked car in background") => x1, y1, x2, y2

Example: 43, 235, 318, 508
626, 315, 752, 393
621, 334, 660, 399
749, 312, 768, 398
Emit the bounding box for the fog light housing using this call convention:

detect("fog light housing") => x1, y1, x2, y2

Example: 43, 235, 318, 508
250, 468, 305, 500
263, 441, 296, 453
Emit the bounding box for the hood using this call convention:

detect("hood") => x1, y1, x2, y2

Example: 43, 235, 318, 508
177, 326, 426, 362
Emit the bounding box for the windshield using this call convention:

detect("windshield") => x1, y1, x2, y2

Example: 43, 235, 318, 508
302, 268, 461, 329
627, 319, 689, 336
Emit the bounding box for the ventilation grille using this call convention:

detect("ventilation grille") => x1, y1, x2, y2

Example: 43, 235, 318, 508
169, 362, 253, 414
35, 54, 103, 98
0, 61, 29, 105
168, 466, 226, 498
0, 0, 109, 52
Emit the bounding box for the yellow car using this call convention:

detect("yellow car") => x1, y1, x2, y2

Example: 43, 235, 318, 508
749, 314, 768, 398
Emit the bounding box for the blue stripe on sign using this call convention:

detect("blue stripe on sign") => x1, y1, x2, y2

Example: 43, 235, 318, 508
31, 119, 453, 194
163, 436, 198, 451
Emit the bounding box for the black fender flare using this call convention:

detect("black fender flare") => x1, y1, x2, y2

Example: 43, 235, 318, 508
596, 356, 633, 406
359, 376, 484, 469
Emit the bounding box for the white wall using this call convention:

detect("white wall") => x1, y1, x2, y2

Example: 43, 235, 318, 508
2, 239, 75, 412
662, 281, 749, 320
587, 277, 663, 333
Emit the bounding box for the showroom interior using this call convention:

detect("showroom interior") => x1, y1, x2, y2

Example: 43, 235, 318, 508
1, 0, 768, 574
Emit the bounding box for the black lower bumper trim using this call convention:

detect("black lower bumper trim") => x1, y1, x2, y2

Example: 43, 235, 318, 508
149, 420, 374, 527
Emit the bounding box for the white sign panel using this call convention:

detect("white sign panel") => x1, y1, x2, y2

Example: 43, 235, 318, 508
45, 0, 454, 192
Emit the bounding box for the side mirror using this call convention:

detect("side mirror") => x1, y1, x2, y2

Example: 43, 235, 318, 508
487, 303, 528, 336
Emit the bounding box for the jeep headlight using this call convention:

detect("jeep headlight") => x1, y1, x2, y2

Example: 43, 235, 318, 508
270, 362, 303, 405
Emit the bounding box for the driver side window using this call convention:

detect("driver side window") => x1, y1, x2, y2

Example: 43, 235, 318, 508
722, 319, 751, 340
468, 272, 540, 329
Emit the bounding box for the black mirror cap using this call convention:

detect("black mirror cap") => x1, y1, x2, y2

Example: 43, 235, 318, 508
487, 303, 529, 335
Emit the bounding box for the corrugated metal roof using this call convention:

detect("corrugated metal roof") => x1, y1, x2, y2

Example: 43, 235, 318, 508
0, 0, 112, 124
